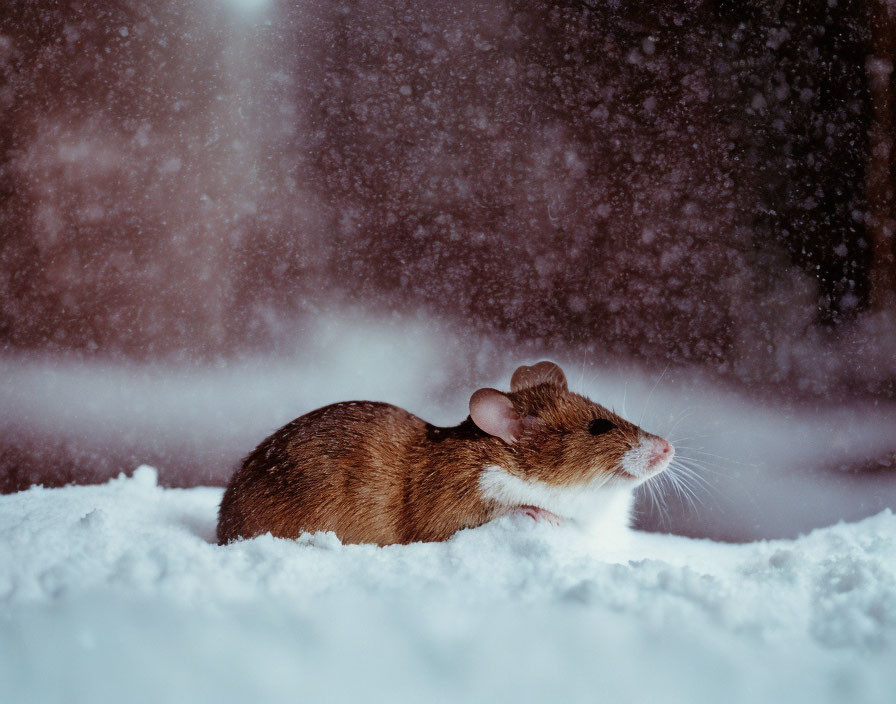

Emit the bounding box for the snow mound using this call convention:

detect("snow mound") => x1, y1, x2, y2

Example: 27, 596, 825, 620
1, 468, 895, 704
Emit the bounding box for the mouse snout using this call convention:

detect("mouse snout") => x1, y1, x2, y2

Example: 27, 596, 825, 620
648, 437, 674, 469
620, 434, 674, 480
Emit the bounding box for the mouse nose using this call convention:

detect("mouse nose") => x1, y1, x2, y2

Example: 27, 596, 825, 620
648, 438, 674, 468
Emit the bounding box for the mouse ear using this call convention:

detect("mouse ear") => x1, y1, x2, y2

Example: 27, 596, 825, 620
510, 361, 568, 392
469, 388, 524, 444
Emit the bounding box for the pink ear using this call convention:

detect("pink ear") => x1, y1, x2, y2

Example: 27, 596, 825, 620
469, 388, 522, 444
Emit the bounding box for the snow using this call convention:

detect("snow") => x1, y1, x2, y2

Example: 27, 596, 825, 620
2, 466, 895, 703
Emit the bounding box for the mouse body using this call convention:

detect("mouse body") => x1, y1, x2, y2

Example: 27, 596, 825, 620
216, 361, 674, 546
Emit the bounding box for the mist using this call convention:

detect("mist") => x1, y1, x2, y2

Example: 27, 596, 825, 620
1, 311, 894, 542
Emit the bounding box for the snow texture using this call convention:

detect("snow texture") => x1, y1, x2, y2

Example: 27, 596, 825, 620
1, 466, 895, 704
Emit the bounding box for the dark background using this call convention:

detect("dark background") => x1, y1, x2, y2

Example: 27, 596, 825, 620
1, 0, 894, 538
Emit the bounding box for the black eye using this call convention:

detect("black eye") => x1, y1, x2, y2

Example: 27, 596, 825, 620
588, 419, 616, 436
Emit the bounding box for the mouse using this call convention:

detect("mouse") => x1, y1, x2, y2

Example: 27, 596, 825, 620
216, 361, 674, 546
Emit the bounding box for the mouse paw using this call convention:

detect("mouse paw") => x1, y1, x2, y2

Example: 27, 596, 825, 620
516, 505, 564, 526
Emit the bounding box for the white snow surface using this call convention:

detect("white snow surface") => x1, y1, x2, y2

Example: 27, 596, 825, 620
1, 466, 895, 704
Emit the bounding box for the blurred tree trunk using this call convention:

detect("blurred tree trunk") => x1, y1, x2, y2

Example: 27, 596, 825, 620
867, 1, 896, 310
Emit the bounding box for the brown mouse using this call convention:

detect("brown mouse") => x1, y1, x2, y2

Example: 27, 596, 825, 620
216, 361, 674, 546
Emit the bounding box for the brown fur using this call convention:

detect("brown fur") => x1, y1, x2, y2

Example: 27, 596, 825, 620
217, 363, 655, 546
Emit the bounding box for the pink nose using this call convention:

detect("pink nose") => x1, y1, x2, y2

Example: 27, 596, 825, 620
649, 438, 674, 467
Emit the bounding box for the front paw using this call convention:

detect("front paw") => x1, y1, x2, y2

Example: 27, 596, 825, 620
516, 505, 564, 526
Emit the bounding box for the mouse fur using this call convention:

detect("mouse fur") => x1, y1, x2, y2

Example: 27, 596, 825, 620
216, 361, 673, 546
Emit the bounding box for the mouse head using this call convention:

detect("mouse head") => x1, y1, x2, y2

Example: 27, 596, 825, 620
469, 361, 673, 489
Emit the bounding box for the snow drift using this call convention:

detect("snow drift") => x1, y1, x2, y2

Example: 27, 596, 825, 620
1, 466, 894, 703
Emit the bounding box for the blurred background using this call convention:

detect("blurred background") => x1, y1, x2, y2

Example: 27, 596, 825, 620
1, 0, 895, 541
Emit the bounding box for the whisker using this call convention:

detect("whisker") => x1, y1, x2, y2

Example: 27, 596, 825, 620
662, 408, 696, 440
641, 478, 656, 521
668, 426, 746, 444
671, 456, 726, 475
671, 463, 719, 482
672, 447, 752, 466
638, 361, 670, 428
670, 459, 712, 480
675, 459, 750, 484
665, 469, 703, 512
671, 458, 719, 475
660, 471, 694, 515
640, 474, 670, 527
671, 461, 713, 481
670, 454, 721, 468
673, 467, 704, 503
669, 465, 715, 495
662, 472, 689, 508
653, 476, 672, 526
577, 347, 588, 390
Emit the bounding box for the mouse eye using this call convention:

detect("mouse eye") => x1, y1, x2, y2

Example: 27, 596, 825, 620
588, 419, 616, 436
